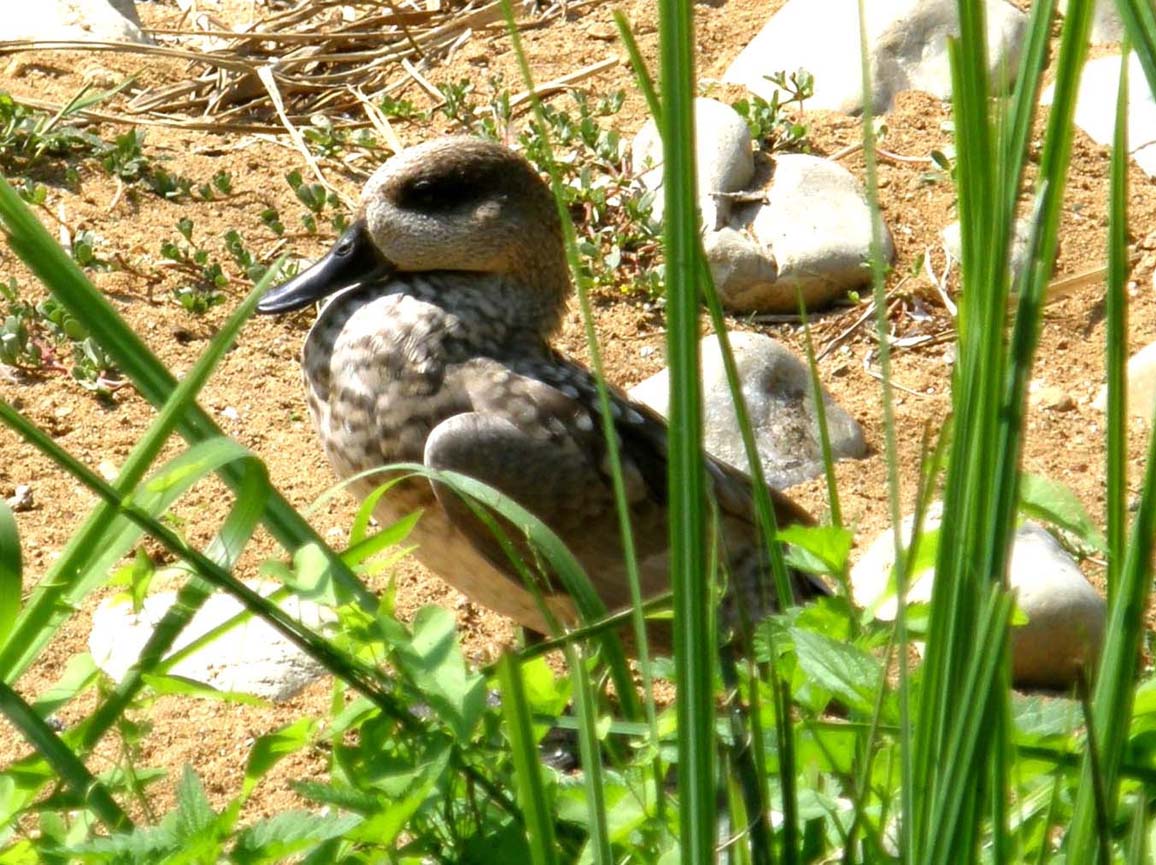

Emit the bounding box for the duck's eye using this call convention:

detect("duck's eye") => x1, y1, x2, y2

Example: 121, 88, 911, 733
398, 175, 478, 212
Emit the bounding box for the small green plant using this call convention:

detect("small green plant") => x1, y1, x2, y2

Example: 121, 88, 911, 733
223, 229, 269, 284
731, 68, 814, 152
286, 170, 348, 233
260, 206, 285, 237
0, 278, 119, 392
0, 92, 103, 169
379, 93, 423, 120
196, 169, 234, 201
70, 230, 110, 271
161, 219, 228, 314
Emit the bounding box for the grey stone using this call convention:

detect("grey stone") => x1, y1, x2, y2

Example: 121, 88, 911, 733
1043, 53, 1156, 177
632, 97, 755, 230
722, 153, 893, 312
629, 331, 867, 489
89, 582, 334, 701
851, 504, 1106, 691
941, 216, 1044, 280
723, 0, 1026, 115
0, 0, 149, 43
1059, 0, 1126, 44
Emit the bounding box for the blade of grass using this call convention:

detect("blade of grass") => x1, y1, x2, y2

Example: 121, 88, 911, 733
655, 0, 715, 862
498, 0, 653, 733
0, 681, 130, 831
850, 0, 914, 858
0, 174, 372, 612
0, 270, 276, 681
1105, 44, 1132, 597
0, 499, 20, 641
1067, 45, 1156, 854
0, 404, 520, 818
498, 654, 559, 865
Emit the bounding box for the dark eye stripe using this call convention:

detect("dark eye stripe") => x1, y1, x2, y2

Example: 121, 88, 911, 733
398, 174, 481, 211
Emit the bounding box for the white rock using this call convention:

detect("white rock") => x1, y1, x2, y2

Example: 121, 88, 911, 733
89, 582, 334, 701
941, 216, 1043, 280
1058, 0, 1126, 44
723, 0, 1027, 115
725, 153, 893, 311
632, 97, 755, 230
1043, 53, 1156, 177
1094, 338, 1156, 420
629, 331, 866, 489
851, 504, 1106, 690
0, 0, 150, 43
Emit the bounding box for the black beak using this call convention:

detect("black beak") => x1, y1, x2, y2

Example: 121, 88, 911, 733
256, 219, 394, 314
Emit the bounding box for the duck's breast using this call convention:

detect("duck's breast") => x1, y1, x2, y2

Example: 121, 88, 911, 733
302, 288, 468, 481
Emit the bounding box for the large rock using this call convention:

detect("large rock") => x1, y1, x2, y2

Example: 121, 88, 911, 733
632, 101, 889, 312
0, 0, 149, 43
631, 97, 755, 230
1043, 53, 1156, 177
725, 153, 893, 311
89, 582, 334, 701
629, 331, 866, 489
723, 0, 1026, 115
851, 504, 1106, 691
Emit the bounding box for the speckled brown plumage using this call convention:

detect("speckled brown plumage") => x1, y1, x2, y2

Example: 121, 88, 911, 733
259, 136, 826, 651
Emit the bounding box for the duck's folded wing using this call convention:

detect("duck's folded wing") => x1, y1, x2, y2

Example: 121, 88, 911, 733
422, 361, 674, 612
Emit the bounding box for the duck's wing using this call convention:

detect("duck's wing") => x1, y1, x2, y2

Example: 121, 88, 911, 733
423, 357, 821, 616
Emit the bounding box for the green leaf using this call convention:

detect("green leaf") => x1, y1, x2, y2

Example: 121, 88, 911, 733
244, 718, 320, 798
387, 606, 485, 741
1019, 473, 1107, 552
779, 524, 854, 574
232, 810, 362, 864
790, 627, 882, 716
140, 673, 268, 706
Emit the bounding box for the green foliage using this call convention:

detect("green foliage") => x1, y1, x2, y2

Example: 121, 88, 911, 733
0, 278, 118, 392
730, 68, 814, 152
286, 170, 348, 234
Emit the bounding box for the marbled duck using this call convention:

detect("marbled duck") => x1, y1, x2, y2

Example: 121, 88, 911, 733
257, 136, 825, 650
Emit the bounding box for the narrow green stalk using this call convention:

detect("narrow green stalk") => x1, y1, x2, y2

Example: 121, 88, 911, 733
655, 0, 713, 862
0, 175, 373, 614
1068, 47, 1156, 856
1105, 46, 1132, 596
498, 0, 654, 733
498, 655, 559, 865
852, 0, 912, 858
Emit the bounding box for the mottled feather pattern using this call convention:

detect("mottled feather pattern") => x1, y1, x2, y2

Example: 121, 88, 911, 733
270, 137, 826, 650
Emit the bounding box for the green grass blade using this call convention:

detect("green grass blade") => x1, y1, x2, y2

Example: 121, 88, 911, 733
1117, 0, 1156, 90
564, 644, 613, 865
656, 0, 714, 861
498, 654, 559, 865
0, 275, 276, 680
0, 680, 130, 831
0, 174, 371, 611
498, 0, 654, 731
1105, 46, 1131, 595
1068, 46, 1156, 855
0, 499, 20, 641
852, 0, 913, 857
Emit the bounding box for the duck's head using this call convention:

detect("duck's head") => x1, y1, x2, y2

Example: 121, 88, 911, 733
257, 136, 569, 324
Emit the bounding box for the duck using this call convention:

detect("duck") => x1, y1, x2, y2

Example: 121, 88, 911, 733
257, 135, 826, 652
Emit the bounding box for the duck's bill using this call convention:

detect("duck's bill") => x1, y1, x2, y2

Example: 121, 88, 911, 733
256, 219, 395, 314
